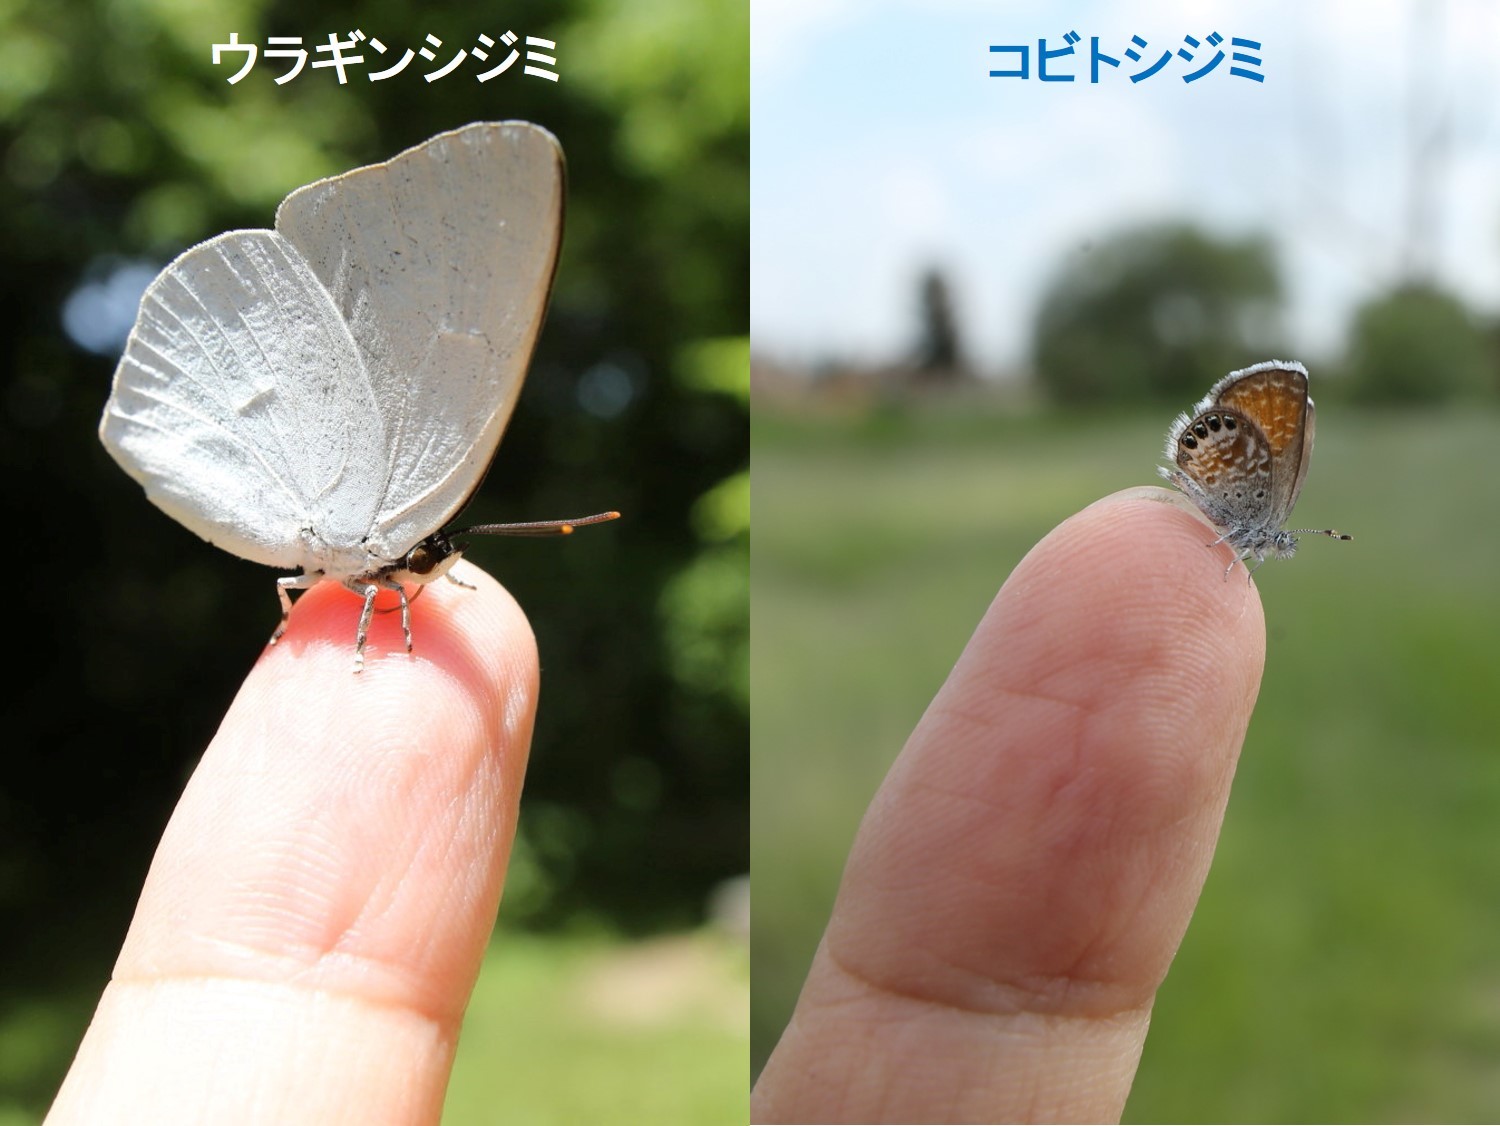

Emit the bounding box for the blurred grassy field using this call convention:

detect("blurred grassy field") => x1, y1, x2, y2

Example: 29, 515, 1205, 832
751, 395, 1500, 1121
0, 929, 746, 1125
447, 929, 747, 1125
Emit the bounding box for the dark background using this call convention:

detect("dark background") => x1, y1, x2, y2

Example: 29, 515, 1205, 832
1, 0, 746, 1110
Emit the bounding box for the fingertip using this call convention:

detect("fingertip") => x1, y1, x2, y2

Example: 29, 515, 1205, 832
120, 560, 540, 1008
257, 561, 538, 702
1069, 487, 1267, 676
980, 488, 1266, 749
62, 562, 545, 1125
756, 489, 1273, 1124
837, 487, 1269, 1006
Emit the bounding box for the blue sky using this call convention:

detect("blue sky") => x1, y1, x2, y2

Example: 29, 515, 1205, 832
752, 0, 1500, 374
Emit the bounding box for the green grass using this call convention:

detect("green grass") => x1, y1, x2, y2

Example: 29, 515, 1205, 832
0, 929, 746, 1126
447, 929, 748, 1125
751, 397, 1500, 1122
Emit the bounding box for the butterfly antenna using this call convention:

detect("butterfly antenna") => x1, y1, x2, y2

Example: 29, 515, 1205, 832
1291, 528, 1353, 541
457, 511, 621, 538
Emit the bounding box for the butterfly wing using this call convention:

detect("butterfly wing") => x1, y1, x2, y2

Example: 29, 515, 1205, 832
99, 230, 384, 572
1212, 363, 1310, 523
1171, 408, 1275, 532
274, 121, 565, 563
1285, 395, 1316, 516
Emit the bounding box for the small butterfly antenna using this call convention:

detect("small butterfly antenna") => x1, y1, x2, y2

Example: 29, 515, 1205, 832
456, 511, 621, 538
1291, 528, 1353, 541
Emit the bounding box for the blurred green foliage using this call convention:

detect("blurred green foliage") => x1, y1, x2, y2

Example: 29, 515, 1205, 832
1032, 223, 1285, 403
751, 397, 1500, 1120
1, 0, 745, 1114
1343, 282, 1497, 403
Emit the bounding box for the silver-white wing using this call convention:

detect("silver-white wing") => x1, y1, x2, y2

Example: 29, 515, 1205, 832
274, 121, 565, 562
99, 230, 385, 572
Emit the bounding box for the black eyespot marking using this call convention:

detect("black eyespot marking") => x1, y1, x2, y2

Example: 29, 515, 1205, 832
1193, 422, 1208, 438
1224, 416, 1237, 430
1207, 415, 1222, 431
1182, 434, 1198, 449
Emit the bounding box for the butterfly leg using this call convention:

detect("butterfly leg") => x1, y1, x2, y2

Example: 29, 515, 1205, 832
271, 573, 322, 645
352, 579, 414, 671
353, 583, 381, 673
1236, 548, 1273, 583
445, 572, 477, 590
1221, 550, 1255, 582
394, 580, 413, 654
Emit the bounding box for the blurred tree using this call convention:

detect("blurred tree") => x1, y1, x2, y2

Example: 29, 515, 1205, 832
1031, 223, 1284, 404
911, 265, 966, 384
1343, 283, 1495, 403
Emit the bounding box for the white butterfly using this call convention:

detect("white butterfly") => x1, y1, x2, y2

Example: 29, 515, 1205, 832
100, 122, 617, 670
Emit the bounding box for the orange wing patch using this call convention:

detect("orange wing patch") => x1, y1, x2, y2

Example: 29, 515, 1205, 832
1214, 366, 1307, 457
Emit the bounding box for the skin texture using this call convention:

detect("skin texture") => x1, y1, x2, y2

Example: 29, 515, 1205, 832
48, 562, 537, 1126
752, 489, 1267, 1124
